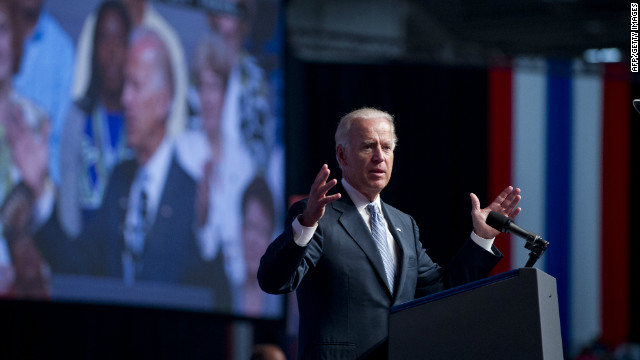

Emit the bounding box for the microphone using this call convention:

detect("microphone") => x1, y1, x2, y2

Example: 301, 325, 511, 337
486, 211, 549, 267
486, 211, 541, 244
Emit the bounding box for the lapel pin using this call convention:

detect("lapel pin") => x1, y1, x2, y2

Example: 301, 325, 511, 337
160, 204, 173, 218
396, 227, 402, 232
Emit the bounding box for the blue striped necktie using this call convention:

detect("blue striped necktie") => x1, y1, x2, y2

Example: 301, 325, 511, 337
367, 203, 395, 293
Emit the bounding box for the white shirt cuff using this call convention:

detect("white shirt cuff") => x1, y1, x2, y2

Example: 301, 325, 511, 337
470, 231, 495, 254
292, 215, 317, 247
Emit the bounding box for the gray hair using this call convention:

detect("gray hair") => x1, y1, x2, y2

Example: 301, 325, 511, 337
191, 31, 232, 89
129, 26, 174, 99
334, 107, 398, 150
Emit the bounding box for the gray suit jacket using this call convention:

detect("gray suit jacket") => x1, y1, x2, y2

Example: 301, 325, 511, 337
258, 185, 502, 359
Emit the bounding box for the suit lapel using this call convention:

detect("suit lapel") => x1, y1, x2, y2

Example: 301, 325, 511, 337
147, 154, 179, 237
332, 189, 393, 297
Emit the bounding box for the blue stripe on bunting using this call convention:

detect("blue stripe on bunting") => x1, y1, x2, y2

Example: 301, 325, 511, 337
544, 59, 572, 352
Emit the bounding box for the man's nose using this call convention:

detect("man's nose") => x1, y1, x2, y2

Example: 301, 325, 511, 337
372, 146, 384, 162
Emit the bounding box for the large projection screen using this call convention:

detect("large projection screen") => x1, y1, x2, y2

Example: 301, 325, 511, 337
0, 0, 284, 319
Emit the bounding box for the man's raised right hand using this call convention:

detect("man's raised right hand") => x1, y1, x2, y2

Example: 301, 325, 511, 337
299, 164, 341, 227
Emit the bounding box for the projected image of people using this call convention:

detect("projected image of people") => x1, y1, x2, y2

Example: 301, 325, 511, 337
200, 0, 284, 314
72, 0, 188, 137
0, 0, 285, 319
240, 176, 280, 317
176, 31, 232, 274
12, 0, 75, 186
32, 27, 231, 312
0, 0, 52, 298
207, 0, 275, 170
58, 1, 133, 239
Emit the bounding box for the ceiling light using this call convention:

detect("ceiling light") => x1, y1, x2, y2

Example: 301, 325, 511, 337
583, 48, 622, 63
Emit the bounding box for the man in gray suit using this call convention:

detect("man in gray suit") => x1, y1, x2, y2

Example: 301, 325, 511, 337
258, 107, 522, 359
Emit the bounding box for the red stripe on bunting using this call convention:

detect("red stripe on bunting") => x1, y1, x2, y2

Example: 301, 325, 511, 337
600, 63, 630, 348
488, 65, 513, 275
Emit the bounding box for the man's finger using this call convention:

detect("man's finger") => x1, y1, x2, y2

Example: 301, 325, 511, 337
502, 188, 521, 204
501, 193, 521, 213
319, 193, 342, 206
493, 186, 515, 205
318, 178, 338, 197
469, 193, 480, 211
313, 164, 330, 187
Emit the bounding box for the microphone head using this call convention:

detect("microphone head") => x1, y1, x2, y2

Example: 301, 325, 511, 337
634, 99, 640, 114
486, 211, 510, 233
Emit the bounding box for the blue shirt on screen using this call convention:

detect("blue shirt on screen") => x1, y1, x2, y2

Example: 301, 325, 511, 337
13, 10, 75, 185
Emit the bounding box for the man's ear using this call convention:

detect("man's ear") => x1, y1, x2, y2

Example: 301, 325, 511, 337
336, 144, 346, 168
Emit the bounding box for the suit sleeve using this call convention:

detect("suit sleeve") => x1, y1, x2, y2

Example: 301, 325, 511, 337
445, 237, 503, 287
411, 215, 447, 298
411, 214, 503, 298
257, 199, 321, 294
33, 161, 133, 276
33, 205, 90, 274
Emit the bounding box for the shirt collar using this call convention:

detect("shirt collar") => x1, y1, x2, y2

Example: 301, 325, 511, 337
341, 178, 381, 211
136, 137, 173, 219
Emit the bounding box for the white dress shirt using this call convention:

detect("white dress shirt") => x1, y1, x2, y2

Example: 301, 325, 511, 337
131, 137, 173, 226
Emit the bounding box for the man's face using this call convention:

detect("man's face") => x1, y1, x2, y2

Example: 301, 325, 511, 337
337, 117, 395, 201
121, 40, 170, 154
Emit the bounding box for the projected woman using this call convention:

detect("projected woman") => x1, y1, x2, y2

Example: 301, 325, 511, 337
240, 176, 280, 317
58, 1, 132, 238
207, 0, 275, 170
176, 31, 240, 288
